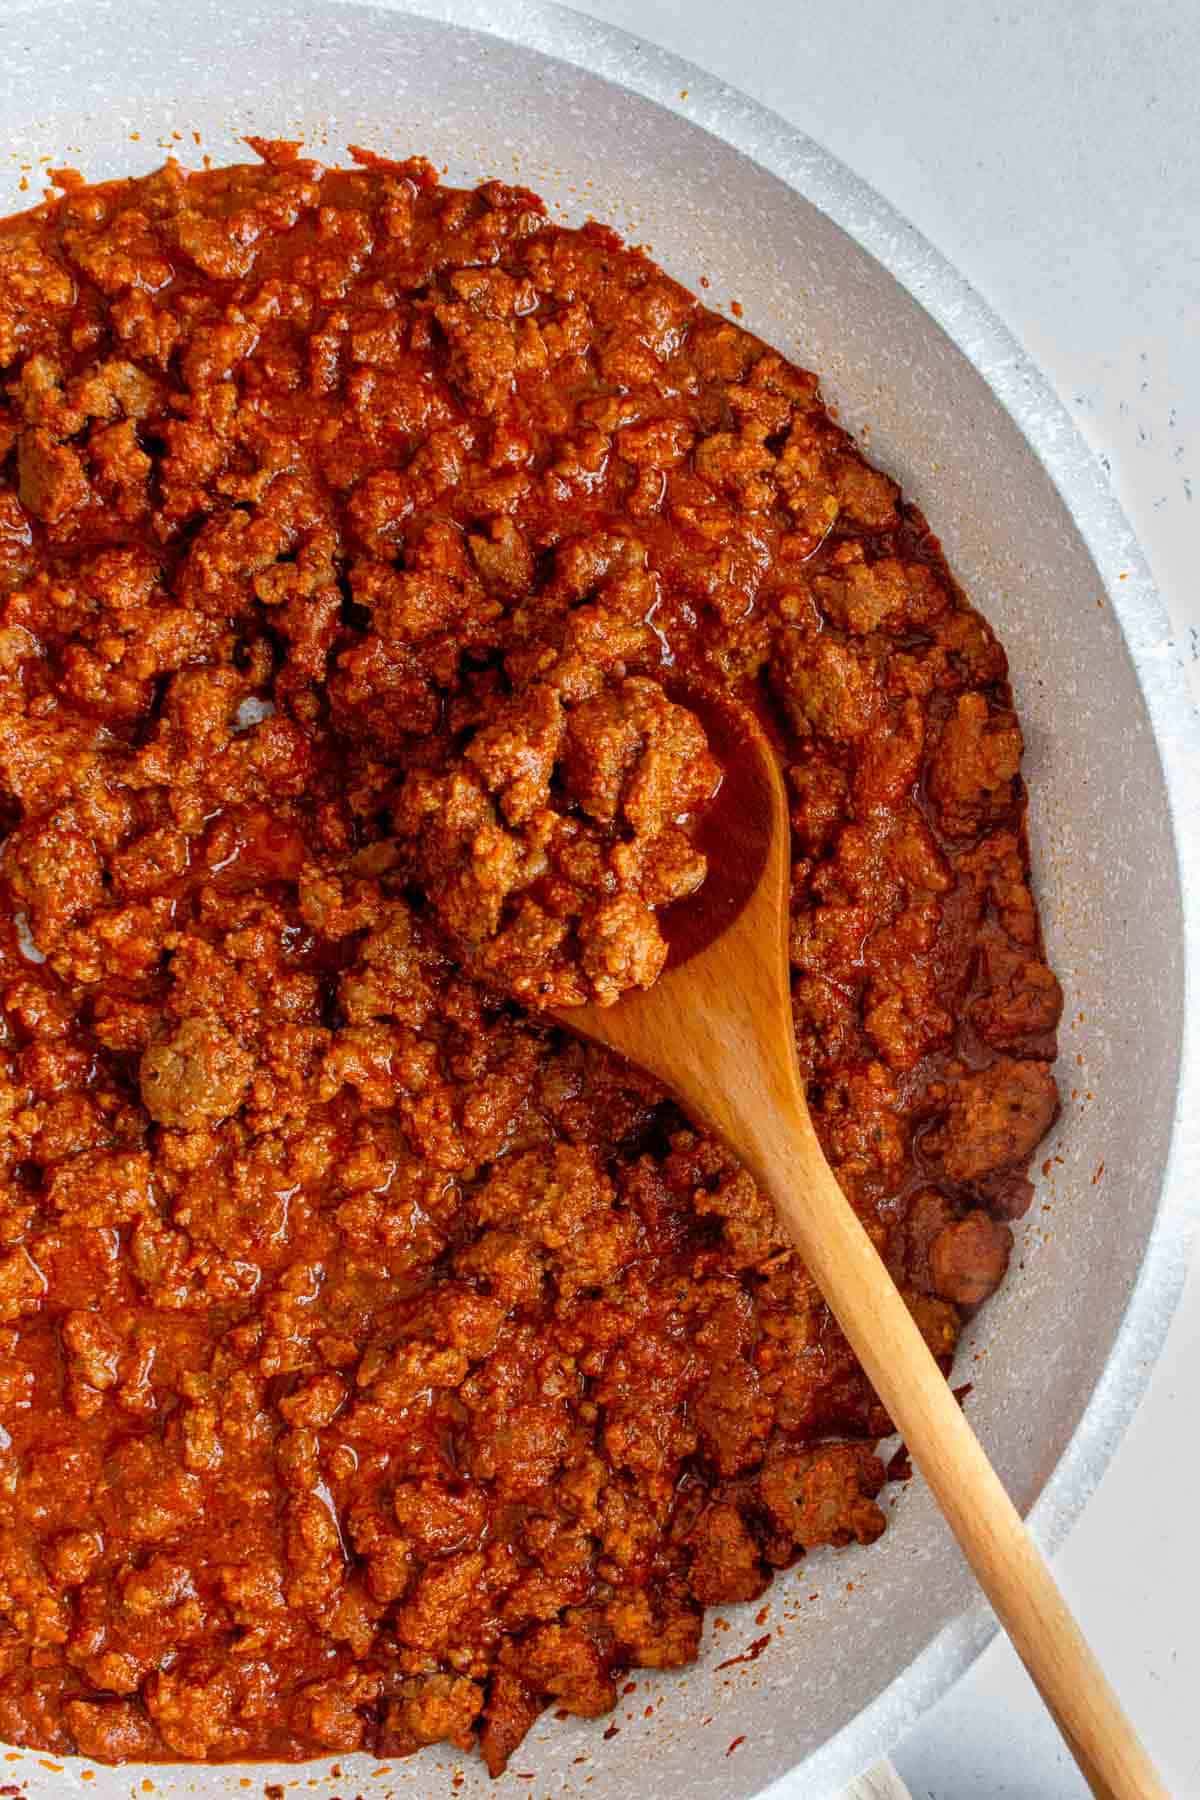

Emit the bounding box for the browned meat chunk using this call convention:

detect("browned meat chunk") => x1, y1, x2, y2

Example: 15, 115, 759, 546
465, 683, 564, 825
896, 1185, 956, 1292
907, 1290, 963, 1368
758, 1443, 887, 1550
972, 935, 1064, 1053
65, 1698, 160, 1760
18, 426, 88, 521
479, 1663, 544, 1779
377, 1675, 483, 1756
928, 692, 1023, 838
812, 550, 948, 637
578, 892, 667, 1004
562, 677, 717, 833
774, 630, 885, 742
521, 1620, 616, 1717
688, 1503, 768, 1604
787, 756, 851, 854
930, 1058, 1060, 1185
393, 672, 716, 1007
605, 1584, 702, 1669
139, 1017, 254, 1128
468, 516, 533, 598
929, 1211, 1013, 1306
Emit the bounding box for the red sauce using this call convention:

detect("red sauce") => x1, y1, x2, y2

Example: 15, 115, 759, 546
0, 145, 1060, 1772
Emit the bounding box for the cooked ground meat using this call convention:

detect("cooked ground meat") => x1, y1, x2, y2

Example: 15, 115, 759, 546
0, 145, 1061, 1774
928, 1211, 1014, 1308
139, 1016, 255, 1128
393, 674, 718, 1006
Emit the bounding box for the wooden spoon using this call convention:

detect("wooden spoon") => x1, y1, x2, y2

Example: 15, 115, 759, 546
555, 696, 1164, 1800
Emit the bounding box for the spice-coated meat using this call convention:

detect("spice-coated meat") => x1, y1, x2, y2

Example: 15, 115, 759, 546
0, 144, 1061, 1774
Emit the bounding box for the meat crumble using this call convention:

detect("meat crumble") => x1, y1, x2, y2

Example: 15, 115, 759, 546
0, 143, 1061, 1773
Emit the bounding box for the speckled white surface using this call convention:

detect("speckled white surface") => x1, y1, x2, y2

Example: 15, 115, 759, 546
0, 3, 1195, 1797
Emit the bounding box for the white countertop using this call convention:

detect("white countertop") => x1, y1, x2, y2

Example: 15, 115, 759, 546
568, 1, 1200, 1793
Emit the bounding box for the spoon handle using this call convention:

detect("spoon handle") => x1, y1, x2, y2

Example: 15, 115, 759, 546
738, 1095, 1166, 1800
